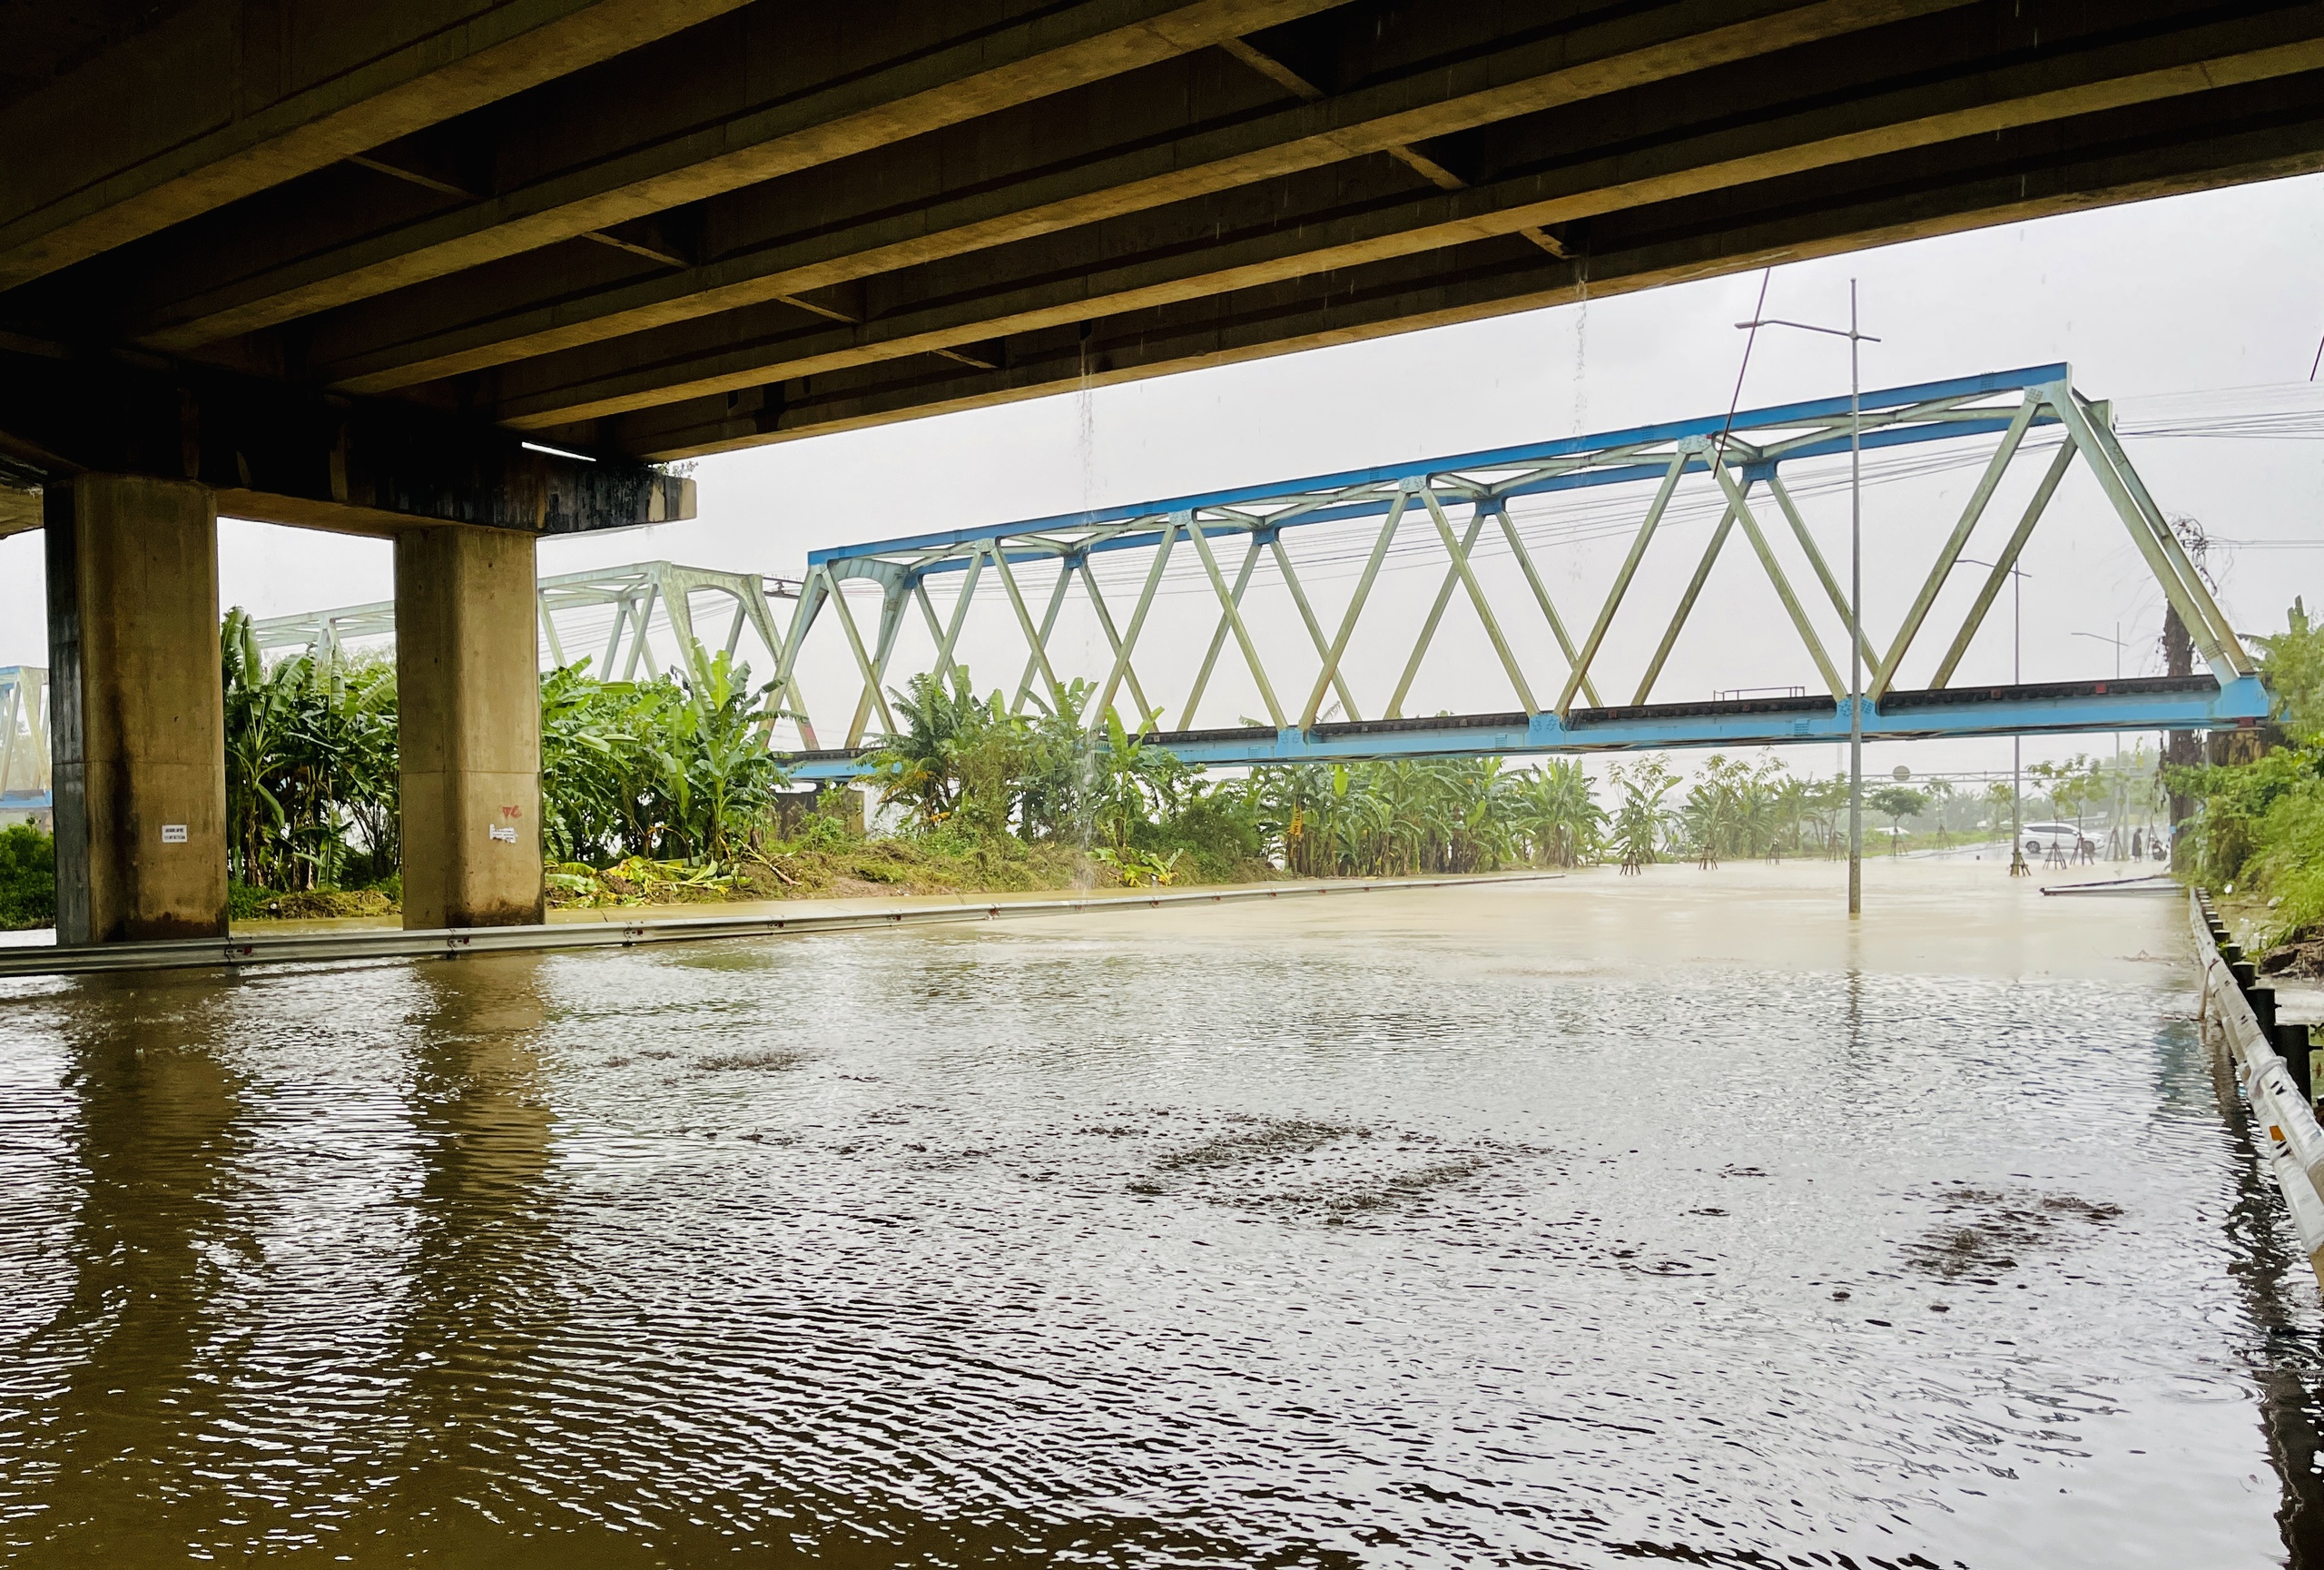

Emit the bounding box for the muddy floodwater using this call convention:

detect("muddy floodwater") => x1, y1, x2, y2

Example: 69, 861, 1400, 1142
3, 862, 2320, 1566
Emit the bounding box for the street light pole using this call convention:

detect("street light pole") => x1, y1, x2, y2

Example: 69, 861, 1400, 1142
1847, 281, 1863, 920
1735, 282, 1878, 916
2072, 622, 2132, 857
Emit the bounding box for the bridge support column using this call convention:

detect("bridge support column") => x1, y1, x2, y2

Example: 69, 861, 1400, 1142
396, 528, 544, 930
44, 475, 229, 944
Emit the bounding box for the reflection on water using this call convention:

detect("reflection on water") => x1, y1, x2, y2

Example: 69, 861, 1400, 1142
0, 865, 2319, 1565
10, 974, 253, 1561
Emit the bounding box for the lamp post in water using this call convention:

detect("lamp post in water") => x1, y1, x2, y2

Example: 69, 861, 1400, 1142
2073, 622, 2132, 857
1737, 282, 1878, 916
1958, 557, 2030, 874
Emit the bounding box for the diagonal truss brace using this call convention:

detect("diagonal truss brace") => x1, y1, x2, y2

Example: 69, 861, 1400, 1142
771, 364, 2252, 754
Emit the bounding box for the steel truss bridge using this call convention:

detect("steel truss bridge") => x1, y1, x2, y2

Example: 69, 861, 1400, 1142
770, 364, 2268, 780
0, 665, 50, 813
252, 560, 799, 683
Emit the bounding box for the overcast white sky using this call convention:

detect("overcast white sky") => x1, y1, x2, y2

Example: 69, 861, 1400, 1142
5, 171, 2321, 787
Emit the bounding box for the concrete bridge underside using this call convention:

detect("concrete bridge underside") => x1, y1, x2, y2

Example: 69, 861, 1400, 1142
4, 0, 2319, 943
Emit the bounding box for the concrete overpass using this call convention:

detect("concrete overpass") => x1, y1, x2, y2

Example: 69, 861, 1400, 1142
5, 0, 2321, 944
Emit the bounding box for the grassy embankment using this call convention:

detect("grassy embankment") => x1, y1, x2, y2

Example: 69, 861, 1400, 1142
2172, 598, 2323, 975
0, 827, 1187, 929
543, 834, 1143, 910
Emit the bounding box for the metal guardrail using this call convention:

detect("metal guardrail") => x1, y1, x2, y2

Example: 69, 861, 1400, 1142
0, 871, 1565, 980
2192, 887, 2324, 1289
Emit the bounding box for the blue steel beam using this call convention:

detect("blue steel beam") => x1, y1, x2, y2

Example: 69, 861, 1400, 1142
785, 676, 2271, 780
807, 364, 2073, 569
887, 406, 2056, 581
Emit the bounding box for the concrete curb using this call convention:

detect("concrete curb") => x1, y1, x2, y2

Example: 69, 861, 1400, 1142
0, 870, 1567, 981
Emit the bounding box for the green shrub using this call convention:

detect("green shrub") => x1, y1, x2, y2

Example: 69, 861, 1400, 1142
2248, 780, 2324, 941
2171, 600, 2324, 944
791, 813, 850, 853
912, 820, 981, 859
0, 824, 55, 930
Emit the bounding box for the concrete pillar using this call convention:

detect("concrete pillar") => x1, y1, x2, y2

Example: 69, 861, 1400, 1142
396, 527, 545, 929
44, 476, 229, 943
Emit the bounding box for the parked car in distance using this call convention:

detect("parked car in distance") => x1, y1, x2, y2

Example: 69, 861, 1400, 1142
2021, 821, 2097, 857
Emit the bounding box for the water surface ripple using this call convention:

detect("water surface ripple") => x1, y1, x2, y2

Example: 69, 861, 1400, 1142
2, 867, 2319, 1565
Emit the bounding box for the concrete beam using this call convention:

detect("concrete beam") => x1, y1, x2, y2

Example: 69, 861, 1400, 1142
0, 488, 37, 539
44, 476, 229, 944
114, 0, 1344, 351
307, 0, 1963, 394
488, 6, 2324, 430
588, 72, 2324, 457
396, 526, 546, 929
12, 0, 2324, 481
0, 0, 752, 291
0, 343, 692, 534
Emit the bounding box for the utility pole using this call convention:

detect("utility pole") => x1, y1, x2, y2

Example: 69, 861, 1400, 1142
1736, 282, 1878, 916
1848, 281, 1863, 918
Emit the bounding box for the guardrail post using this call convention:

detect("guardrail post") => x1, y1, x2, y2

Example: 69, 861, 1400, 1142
2279, 1022, 2315, 1108
2250, 982, 2278, 1035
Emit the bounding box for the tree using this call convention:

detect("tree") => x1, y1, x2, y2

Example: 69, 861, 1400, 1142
1088, 706, 1190, 853
1512, 758, 1603, 867
2027, 754, 2102, 835
1607, 757, 1674, 873
2170, 598, 2324, 937
539, 660, 649, 862
0, 824, 54, 929
1799, 775, 1849, 857
650, 647, 792, 860
1866, 784, 1929, 854
222, 609, 399, 890
863, 667, 991, 829
2254, 595, 2323, 745
1984, 779, 2016, 844
1014, 680, 1098, 842
1922, 778, 1957, 847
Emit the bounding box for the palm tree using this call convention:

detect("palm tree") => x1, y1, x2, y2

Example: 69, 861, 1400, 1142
1089, 706, 1188, 852
1923, 778, 1957, 848
1771, 773, 1815, 861
864, 667, 988, 827
1801, 776, 1849, 858
222, 607, 298, 885
656, 647, 791, 860
1513, 758, 1604, 867
1608, 758, 1674, 874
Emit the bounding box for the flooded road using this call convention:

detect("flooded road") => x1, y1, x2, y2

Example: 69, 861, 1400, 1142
2, 863, 2319, 1565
